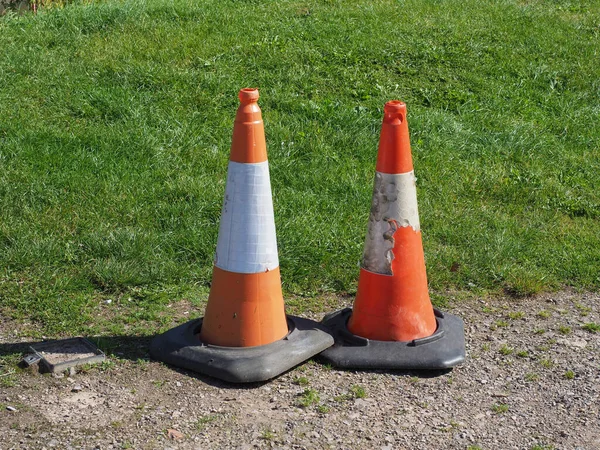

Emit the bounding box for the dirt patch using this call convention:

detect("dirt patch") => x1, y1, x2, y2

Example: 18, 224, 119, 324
1, 290, 599, 449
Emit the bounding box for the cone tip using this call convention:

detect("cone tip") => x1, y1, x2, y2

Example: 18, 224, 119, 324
239, 88, 260, 104
383, 100, 406, 123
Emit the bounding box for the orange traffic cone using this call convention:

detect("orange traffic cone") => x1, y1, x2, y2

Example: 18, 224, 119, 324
150, 88, 333, 383
320, 101, 465, 370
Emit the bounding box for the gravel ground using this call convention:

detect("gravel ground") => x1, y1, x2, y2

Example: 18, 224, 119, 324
0, 290, 599, 450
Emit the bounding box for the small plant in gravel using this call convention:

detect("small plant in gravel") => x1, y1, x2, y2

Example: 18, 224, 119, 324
508, 311, 525, 320
495, 320, 509, 328
492, 403, 509, 414
317, 405, 330, 414
564, 370, 575, 380
575, 303, 591, 316
537, 310, 551, 319
481, 343, 490, 351
525, 373, 539, 382
558, 325, 571, 335
99, 360, 116, 371
350, 385, 367, 399
499, 344, 514, 355
531, 444, 555, 450
582, 322, 600, 333
261, 429, 276, 441
0, 373, 17, 389
534, 329, 546, 335
516, 350, 529, 358
293, 376, 309, 386
196, 414, 219, 429
298, 389, 320, 407
540, 358, 554, 368
467, 446, 483, 450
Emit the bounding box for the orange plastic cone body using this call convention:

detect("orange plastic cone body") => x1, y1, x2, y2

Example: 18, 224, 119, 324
347, 101, 437, 342
199, 88, 288, 348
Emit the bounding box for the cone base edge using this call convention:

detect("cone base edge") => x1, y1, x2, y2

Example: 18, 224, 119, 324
319, 308, 465, 370
150, 316, 334, 383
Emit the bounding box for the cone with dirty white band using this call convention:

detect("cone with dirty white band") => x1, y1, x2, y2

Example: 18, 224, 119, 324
319, 100, 465, 370
200, 87, 288, 348
348, 100, 436, 342
149, 88, 333, 382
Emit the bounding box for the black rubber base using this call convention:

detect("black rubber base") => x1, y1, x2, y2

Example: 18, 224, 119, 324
150, 316, 334, 383
319, 308, 465, 370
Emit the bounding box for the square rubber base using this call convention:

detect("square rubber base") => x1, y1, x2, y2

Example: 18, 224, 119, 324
319, 308, 465, 370
150, 316, 334, 383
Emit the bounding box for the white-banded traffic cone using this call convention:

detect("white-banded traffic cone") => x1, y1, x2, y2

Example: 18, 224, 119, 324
150, 88, 333, 383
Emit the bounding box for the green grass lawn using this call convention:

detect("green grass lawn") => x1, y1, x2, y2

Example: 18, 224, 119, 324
0, 0, 599, 336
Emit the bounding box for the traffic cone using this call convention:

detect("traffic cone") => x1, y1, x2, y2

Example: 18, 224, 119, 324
320, 101, 465, 370
150, 88, 333, 383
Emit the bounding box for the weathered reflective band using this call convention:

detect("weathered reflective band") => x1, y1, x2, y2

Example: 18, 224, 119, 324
361, 170, 420, 275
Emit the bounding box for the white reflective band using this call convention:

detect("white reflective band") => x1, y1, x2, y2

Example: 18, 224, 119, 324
214, 161, 279, 274
361, 171, 420, 275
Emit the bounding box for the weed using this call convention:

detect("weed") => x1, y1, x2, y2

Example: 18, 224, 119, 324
481, 343, 490, 351
350, 385, 367, 399
317, 405, 330, 414
99, 360, 116, 371
525, 373, 539, 382
298, 389, 320, 408
575, 303, 591, 316
564, 370, 575, 380
534, 329, 546, 335
537, 311, 551, 319
294, 376, 309, 386
516, 350, 529, 358
582, 323, 600, 333
495, 320, 509, 328
492, 403, 509, 414
508, 311, 524, 320
499, 345, 514, 356
196, 415, 219, 429
558, 326, 571, 335
540, 358, 554, 368
261, 429, 276, 441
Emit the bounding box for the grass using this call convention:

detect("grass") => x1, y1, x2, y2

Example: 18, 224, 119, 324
582, 322, 600, 333
0, 0, 599, 335
350, 384, 367, 398
499, 344, 513, 356
558, 325, 571, 335
297, 388, 320, 408
491, 403, 509, 414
